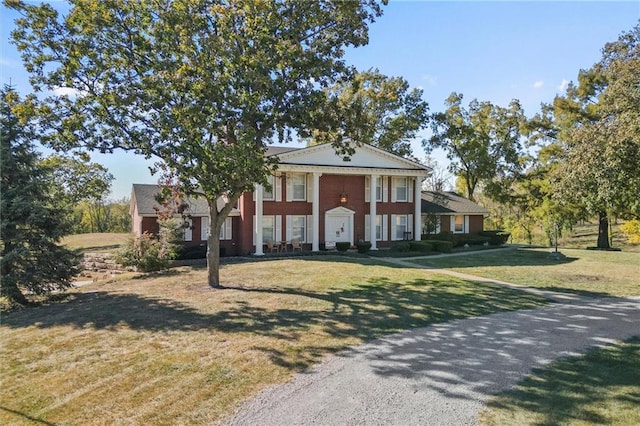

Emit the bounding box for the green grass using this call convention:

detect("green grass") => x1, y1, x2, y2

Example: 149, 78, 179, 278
480, 337, 640, 426
61, 232, 131, 253
412, 248, 640, 297
0, 259, 547, 425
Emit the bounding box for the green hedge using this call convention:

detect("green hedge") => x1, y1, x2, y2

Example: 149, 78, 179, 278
425, 240, 453, 253
336, 242, 351, 252
409, 241, 433, 253
356, 241, 372, 254
479, 230, 511, 245
390, 241, 411, 252
433, 231, 455, 242
452, 234, 491, 247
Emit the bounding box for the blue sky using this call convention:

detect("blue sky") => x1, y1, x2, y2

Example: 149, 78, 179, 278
2, 1, 639, 200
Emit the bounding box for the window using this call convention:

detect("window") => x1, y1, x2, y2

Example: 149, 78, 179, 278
202, 217, 233, 241
263, 175, 275, 200
365, 214, 387, 241
454, 215, 464, 233
422, 215, 440, 235
291, 215, 306, 242
289, 173, 306, 201
183, 218, 193, 241
262, 216, 275, 243
394, 177, 408, 202
375, 176, 383, 201
394, 215, 408, 240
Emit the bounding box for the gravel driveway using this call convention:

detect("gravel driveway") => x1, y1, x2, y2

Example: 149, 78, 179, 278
226, 296, 640, 425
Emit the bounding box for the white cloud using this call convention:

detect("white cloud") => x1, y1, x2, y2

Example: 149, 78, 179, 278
52, 86, 84, 97
533, 81, 544, 89
558, 79, 570, 92
422, 74, 437, 87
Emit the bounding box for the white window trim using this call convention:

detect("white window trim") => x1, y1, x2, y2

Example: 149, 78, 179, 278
451, 215, 468, 234
184, 218, 193, 241
365, 176, 386, 203
391, 214, 413, 241
286, 215, 307, 242
286, 173, 307, 201
263, 175, 275, 201
392, 177, 409, 203
365, 214, 388, 242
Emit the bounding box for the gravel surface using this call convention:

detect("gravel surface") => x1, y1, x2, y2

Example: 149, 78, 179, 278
226, 297, 640, 425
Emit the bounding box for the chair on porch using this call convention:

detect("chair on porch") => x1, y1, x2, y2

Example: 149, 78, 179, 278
291, 238, 302, 252
266, 239, 279, 253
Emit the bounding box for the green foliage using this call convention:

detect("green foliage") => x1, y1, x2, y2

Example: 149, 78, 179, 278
425, 240, 453, 253
550, 24, 640, 248
116, 232, 170, 272
8, 0, 384, 287
40, 154, 113, 204
426, 93, 528, 201
0, 86, 81, 305
451, 234, 491, 247
433, 231, 455, 242
309, 69, 429, 157
424, 240, 453, 253
409, 241, 433, 253
335, 242, 351, 252
355, 241, 372, 254
620, 220, 640, 244
389, 241, 411, 252
478, 230, 511, 246
73, 199, 132, 234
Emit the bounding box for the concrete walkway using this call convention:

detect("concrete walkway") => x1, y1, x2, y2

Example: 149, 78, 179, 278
227, 250, 640, 425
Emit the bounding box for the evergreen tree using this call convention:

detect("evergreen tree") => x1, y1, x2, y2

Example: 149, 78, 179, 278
1, 86, 80, 305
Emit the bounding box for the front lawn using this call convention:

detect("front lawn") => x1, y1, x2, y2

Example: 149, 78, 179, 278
412, 248, 640, 297
0, 258, 547, 425
61, 232, 131, 253
480, 337, 640, 426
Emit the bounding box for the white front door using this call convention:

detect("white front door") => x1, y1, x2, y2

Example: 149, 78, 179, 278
324, 206, 355, 245
326, 215, 351, 243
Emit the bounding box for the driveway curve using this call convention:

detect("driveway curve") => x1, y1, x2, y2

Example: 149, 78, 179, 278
227, 296, 640, 425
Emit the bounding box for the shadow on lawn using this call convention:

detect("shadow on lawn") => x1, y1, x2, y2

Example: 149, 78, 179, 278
356, 297, 639, 405
419, 248, 579, 268
2, 277, 546, 370
483, 337, 640, 424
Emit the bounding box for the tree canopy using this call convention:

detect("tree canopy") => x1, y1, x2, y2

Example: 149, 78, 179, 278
551, 24, 640, 248
308, 68, 429, 157
425, 93, 527, 201
9, 0, 385, 286
1, 86, 80, 305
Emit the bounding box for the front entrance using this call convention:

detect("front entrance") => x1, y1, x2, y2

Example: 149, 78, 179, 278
324, 206, 355, 245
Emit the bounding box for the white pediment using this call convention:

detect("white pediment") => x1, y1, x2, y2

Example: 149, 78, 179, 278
276, 143, 427, 171
325, 206, 355, 216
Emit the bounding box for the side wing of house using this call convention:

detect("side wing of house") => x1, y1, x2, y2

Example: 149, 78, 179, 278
420, 191, 489, 236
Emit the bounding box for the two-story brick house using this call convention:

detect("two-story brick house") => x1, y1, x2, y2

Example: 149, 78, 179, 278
131, 143, 431, 255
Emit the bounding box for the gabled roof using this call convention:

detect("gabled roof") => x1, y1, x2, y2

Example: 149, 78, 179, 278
267, 142, 430, 173
421, 191, 489, 215
131, 184, 239, 216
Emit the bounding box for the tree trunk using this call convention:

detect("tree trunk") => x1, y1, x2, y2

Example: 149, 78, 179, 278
597, 211, 611, 249
207, 200, 223, 288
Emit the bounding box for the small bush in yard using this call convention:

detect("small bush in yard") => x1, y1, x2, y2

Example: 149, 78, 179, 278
479, 230, 511, 245
336, 242, 351, 252
117, 219, 181, 272
409, 241, 433, 253
356, 241, 372, 254
620, 220, 640, 243
426, 240, 453, 253
390, 241, 411, 252
434, 231, 454, 242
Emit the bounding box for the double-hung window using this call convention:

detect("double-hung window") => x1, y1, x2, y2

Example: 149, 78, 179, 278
263, 175, 275, 200
394, 177, 408, 202
289, 173, 306, 201
291, 216, 306, 242
262, 216, 275, 243
454, 215, 464, 233
394, 215, 408, 240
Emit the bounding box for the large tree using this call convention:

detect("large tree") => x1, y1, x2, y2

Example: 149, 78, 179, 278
308, 68, 429, 157
426, 93, 527, 201
552, 24, 640, 249
8, 0, 385, 287
1, 86, 81, 305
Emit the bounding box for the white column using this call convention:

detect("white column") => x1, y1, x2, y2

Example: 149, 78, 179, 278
255, 184, 264, 255
369, 174, 378, 250
312, 172, 321, 251
414, 177, 422, 241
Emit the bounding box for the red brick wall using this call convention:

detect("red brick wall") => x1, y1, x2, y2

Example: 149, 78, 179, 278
237, 174, 418, 253
469, 215, 485, 234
